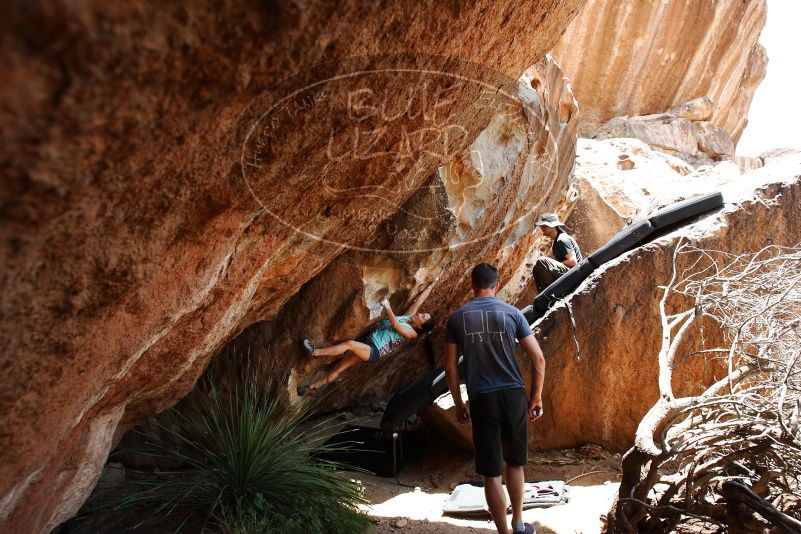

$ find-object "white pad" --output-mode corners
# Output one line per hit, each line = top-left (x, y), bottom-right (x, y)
(443, 481), (569, 516)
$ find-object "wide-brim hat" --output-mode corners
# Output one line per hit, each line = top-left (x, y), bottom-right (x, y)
(534, 212), (565, 228)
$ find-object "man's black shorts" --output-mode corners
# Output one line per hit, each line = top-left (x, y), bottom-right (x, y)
(469, 387), (528, 477)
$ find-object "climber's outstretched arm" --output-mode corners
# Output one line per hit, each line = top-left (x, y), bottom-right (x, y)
(404, 268), (444, 315)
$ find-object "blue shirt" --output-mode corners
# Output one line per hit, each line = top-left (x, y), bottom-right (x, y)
(446, 296), (532, 397)
(369, 315), (413, 357)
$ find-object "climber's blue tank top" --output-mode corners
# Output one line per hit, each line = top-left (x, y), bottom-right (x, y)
(368, 315), (414, 358)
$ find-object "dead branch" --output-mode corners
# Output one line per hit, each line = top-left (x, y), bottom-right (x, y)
(606, 243), (801, 533)
(721, 480), (801, 533)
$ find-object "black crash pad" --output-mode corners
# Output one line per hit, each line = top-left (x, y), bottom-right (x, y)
(315, 425), (424, 477)
(521, 304), (541, 325)
(648, 191), (724, 229)
(381, 358), (463, 432)
(587, 219), (654, 268)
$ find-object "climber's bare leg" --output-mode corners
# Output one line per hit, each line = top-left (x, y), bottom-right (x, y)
(312, 339), (370, 358)
(308, 341), (373, 389)
(310, 352), (365, 389)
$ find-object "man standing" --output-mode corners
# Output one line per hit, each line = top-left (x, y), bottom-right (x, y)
(444, 263), (546, 534)
(532, 213), (583, 293)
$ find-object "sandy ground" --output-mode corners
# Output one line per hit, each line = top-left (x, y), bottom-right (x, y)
(355, 444), (622, 534)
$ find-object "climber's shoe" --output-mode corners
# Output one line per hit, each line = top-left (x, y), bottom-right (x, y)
(513, 523), (535, 534)
(301, 338), (315, 355)
(297, 384), (318, 397)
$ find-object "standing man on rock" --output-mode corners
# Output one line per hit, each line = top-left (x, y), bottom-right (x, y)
(532, 213), (583, 293)
(444, 263), (546, 534)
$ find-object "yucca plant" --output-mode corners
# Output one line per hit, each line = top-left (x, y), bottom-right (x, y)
(110, 373), (369, 533)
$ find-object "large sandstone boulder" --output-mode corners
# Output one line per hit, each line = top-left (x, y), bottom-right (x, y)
(591, 100), (738, 166)
(622, 114), (699, 156)
(550, 0), (767, 143)
(0, 2), (585, 531)
(380, 150), (801, 456)
(565, 137), (742, 254)
(528, 152), (801, 451)
(218, 55), (580, 410)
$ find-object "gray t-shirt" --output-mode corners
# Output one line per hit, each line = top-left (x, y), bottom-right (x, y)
(553, 232), (583, 263)
(446, 296), (532, 397)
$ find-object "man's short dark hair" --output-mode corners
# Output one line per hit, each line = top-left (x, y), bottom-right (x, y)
(471, 263), (498, 289)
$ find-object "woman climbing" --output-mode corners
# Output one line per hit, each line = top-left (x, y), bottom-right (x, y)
(296, 272), (441, 396)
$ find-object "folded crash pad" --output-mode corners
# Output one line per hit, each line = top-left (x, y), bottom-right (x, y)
(381, 357), (463, 432)
(443, 480), (569, 516)
(648, 191), (724, 229)
(587, 219), (654, 268)
(315, 425), (410, 477)
(520, 304), (541, 325)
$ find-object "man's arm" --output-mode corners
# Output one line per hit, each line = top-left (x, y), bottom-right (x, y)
(562, 251), (577, 268)
(519, 334), (545, 420)
(445, 342), (470, 423)
(382, 300), (417, 340)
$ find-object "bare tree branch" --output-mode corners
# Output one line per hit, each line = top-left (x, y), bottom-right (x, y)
(606, 243), (801, 533)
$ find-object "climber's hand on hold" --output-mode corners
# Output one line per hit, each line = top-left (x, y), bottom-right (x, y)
(380, 298), (391, 310)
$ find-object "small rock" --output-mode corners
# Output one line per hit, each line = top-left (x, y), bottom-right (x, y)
(726, 155), (763, 174)
(625, 114), (698, 155)
(617, 157), (635, 170)
(394, 518), (408, 528)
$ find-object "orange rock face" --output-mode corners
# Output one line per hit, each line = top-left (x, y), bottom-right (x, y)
(526, 153), (801, 452)
(550, 0), (767, 143)
(0, 2), (585, 531)
(219, 54), (579, 411)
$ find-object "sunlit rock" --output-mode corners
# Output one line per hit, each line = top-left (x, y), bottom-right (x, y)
(551, 0), (767, 143)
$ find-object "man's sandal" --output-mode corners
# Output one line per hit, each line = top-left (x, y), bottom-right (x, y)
(301, 338), (315, 355)
(297, 384), (319, 397)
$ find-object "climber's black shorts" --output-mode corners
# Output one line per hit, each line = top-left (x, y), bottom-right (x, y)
(356, 336), (381, 362)
(469, 387), (528, 477)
